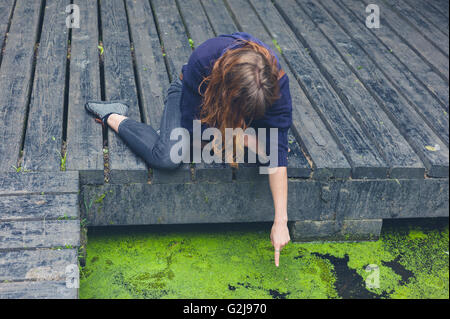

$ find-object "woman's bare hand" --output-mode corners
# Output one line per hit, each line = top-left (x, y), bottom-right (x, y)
(270, 221), (291, 267)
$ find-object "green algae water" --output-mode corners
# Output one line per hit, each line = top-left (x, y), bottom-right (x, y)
(79, 218), (449, 299)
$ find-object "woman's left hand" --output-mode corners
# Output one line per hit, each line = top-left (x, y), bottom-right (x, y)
(270, 221), (291, 267)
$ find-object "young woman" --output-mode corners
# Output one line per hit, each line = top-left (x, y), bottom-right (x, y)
(85, 32), (292, 267)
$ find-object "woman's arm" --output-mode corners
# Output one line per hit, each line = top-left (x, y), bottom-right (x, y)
(268, 167), (290, 267)
(244, 135), (291, 267)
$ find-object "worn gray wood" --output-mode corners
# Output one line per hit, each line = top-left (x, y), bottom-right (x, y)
(101, 0), (147, 184)
(269, 0), (389, 178)
(282, 0), (425, 179)
(177, 0), (215, 46)
(341, 0), (449, 110)
(82, 177), (449, 226)
(428, 0), (449, 19)
(22, 0), (70, 172)
(184, 0), (268, 182)
(0, 171), (79, 196)
(0, 220), (80, 250)
(0, 0), (42, 172)
(226, 0), (348, 179)
(152, 0), (232, 182)
(145, 0), (196, 182)
(250, 0), (351, 180)
(385, 0), (449, 57)
(0, 280), (77, 299)
(322, 0), (449, 147)
(150, 0), (192, 79)
(125, 0), (194, 183)
(0, 194), (78, 221)
(66, 0), (104, 185)
(176, 0), (235, 181)
(0, 0), (15, 60)
(407, 0), (448, 36)
(125, 0), (169, 129)
(310, 0), (449, 177)
(359, 0), (449, 81)
(286, 131), (312, 178)
(0, 170), (80, 299)
(0, 248), (77, 281)
(200, 0), (239, 35)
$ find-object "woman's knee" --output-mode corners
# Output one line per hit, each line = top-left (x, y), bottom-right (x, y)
(147, 144), (184, 170)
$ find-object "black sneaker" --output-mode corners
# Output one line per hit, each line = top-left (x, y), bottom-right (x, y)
(85, 100), (129, 119)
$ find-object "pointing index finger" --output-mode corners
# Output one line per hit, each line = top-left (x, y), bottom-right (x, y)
(274, 248), (281, 267)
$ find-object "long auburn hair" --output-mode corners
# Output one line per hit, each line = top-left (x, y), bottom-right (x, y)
(199, 40), (281, 166)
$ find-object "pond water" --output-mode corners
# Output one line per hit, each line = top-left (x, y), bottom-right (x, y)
(79, 218), (449, 299)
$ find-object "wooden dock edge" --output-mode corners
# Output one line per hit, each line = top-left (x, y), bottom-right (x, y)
(81, 176), (449, 242)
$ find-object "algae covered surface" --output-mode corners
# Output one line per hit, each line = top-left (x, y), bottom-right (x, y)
(79, 218), (449, 299)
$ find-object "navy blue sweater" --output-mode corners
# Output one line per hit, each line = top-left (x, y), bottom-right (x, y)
(180, 32), (293, 167)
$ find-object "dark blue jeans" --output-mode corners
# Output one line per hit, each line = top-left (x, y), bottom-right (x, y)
(117, 78), (186, 170)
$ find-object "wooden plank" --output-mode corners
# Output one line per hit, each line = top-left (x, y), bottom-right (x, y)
(177, 0), (235, 182)
(22, 0), (70, 172)
(428, 0), (449, 19)
(82, 178), (449, 226)
(125, 0), (169, 129)
(177, 0), (215, 46)
(314, 0), (449, 178)
(0, 0), (15, 57)
(0, 171), (79, 196)
(250, 0), (352, 180)
(0, 280), (77, 299)
(0, 0), (42, 172)
(359, 0), (449, 81)
(174, 0), (233, 182)
(407, 0), (449, 36)
(194, 0), (309, 179)
(101, 0), (147, 184)
(200, 0), (238, 35)
(0, 194), (78, 221)
(341, 0), (449, 120)
(286, 131), (312, 178)
(150, 0), (192, 79)
(138, 0), (192, 183)
(66, 0), (103, 185)
(0, 220), (80, 250)
(124, 0), (194, 184)
(227, 0), (349, 178)
(320, 0), (449, 144)
(281, 0), (425, 179)
(385, 0), (449, 56)
(189, 1), (261, 181)
(258, 0), (388, 178)
(0, 249), (77, 281)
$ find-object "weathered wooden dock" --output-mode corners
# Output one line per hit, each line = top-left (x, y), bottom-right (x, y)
(0, 0), (449, 298)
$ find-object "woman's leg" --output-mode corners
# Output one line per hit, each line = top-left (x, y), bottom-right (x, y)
(111, 78), (186, 170)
